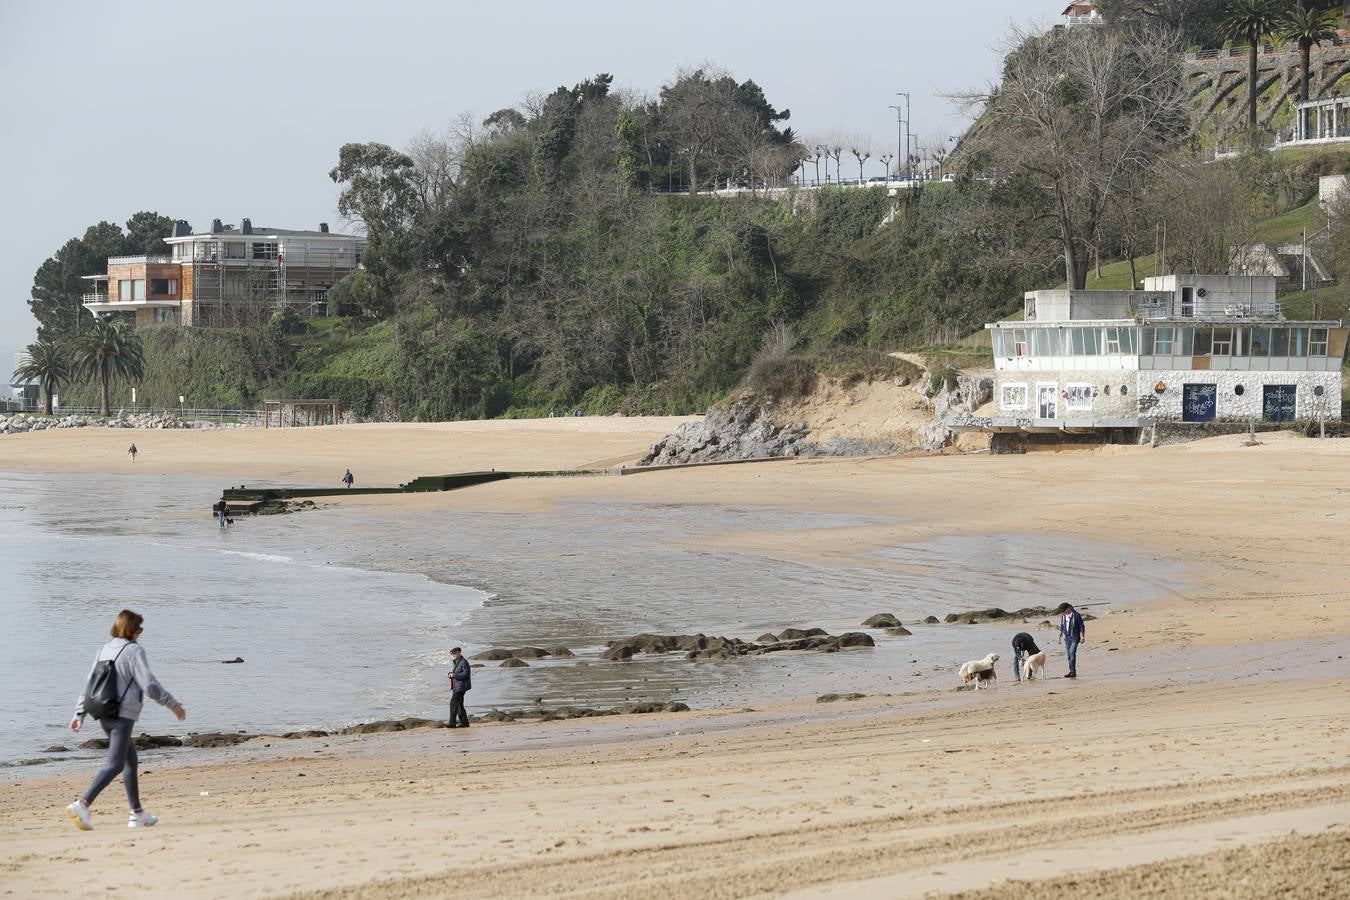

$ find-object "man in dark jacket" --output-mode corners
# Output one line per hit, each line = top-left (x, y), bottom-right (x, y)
(1011, 632), (1040, 682)
(1057, 603), (1086, 678)
(447, 647), (471, 728)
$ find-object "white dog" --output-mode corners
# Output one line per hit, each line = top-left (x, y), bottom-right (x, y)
(959, 653), (999, 690)
(1022, 650), (1047, 681)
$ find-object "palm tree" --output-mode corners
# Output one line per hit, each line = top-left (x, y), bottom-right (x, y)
(1282, 2), (1340, 102)
(1223, 0), (1288, 136)
(72, 317), (145, 417)
(12, 339), (71, 415)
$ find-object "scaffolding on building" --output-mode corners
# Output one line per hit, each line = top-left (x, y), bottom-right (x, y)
(263, 399), (341, 428)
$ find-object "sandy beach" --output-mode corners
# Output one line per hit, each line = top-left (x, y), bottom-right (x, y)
(3, 419), (1349, 898)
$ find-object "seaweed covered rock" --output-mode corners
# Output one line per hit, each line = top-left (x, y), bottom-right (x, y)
(862, 613), (901, 628)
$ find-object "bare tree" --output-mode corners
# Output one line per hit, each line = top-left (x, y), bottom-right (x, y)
(880, 152), (894, 179)
(959, 23), (1190, 288)
(849, 136), (872, 184)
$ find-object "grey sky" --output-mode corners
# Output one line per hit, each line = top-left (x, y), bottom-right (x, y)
(0, 0), (1050, 380)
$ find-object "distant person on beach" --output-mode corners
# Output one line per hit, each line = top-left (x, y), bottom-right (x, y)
(342, 469), (354, 489)
(127, 443), (137, 463)
(1057, 602), (1086, 678)
(1011, 632), (1039, 682)
(447, 647), (471, 728)
(67, 609), (186, 831)
(218, 498), (230, 528)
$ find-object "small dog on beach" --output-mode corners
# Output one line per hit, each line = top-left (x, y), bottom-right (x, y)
(1022, 650), (1047, 681)
(958, 653), (999, 690)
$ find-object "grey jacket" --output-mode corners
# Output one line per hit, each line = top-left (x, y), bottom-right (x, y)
(451, 656), (472, 692)
(74, 638), (178, 722)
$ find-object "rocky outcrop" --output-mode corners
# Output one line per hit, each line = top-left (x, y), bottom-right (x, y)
(921, 374), (994, 451)
(639, 396), (809, 465)
(601, 628), (877, 661)
(861, 613), (901, 628)
(499, 657), (530, 667)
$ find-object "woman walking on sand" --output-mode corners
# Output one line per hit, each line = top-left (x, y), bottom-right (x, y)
(66, 609), (186, 830)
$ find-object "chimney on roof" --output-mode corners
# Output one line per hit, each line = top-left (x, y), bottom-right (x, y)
(319, 222), (329, 233)
(211, 218), (224, 234)
(241, 218), (253, 235)
(172, 220), (191, 238)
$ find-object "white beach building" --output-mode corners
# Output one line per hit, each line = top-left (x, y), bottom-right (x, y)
(952, 275), (1346, 440)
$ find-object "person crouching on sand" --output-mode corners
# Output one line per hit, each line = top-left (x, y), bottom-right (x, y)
(67, 609), (186, 830)
(448, 647), (471, 728)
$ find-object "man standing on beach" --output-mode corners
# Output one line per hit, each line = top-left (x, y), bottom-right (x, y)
(1057, 603), (1086, 678)
(447, 647), (471, 728)
(128, 443), (137, 463)
(342, 469), (354, 489)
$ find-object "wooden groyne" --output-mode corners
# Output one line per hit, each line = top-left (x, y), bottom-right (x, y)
(215, 469), (605, 516)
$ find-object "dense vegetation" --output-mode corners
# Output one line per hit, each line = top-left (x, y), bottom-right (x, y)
(25, 29), (1350, 419)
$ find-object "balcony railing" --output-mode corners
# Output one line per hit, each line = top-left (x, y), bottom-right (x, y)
(82, 292), (111, 304)
(1136, 299), (1282, 320)
(107, 255), (172, 266)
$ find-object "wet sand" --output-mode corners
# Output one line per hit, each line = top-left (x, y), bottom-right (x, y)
(3, 421), (1350, 897)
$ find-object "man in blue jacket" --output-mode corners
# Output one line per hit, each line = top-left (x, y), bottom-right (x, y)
(1057, 602), (1086, 678)
(447, 647), (472, 728)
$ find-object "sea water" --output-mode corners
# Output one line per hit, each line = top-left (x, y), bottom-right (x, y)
(0, 471), (1185, 763)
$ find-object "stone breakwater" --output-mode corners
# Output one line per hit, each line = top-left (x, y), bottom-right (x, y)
(0, 412), (242, 434)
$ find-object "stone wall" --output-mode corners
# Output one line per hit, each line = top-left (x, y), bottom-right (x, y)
(1140, 369), (1340, 421)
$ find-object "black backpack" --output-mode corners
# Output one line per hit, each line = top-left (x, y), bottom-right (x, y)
(82, 642), (135, 720)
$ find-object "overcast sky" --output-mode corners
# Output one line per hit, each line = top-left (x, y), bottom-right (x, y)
(0, 0), (1050, 381)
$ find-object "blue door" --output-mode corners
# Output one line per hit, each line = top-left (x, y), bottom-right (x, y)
(1263, 385), (1297, 422)
(1182, 384), (1216, 422)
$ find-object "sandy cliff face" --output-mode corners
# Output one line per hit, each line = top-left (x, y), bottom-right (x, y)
(640, 363), (994, 465)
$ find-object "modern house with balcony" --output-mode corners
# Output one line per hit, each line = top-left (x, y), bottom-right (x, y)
(82, 218), (365, 327)
(1058, 2), (1104, 29)
(951, 275), (1346, 440)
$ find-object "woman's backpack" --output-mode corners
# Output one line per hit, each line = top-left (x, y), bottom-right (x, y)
(82, 643), (135, 720)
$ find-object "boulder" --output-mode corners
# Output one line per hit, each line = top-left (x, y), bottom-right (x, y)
(923, 616), (940, 624)
(600, 645), (634, 661)
(135, 734), (184, 749)
(862, 613), (901, 628)
(777, 627), (829, 640)
(617, 701), (690, 714)
(43, 745), (70, 753)
(510, 647), (550, 659)
(221, 656), (244, 664)
(945, 608), (1009, 624)
(816, 693), (866, 703)
(756, 632), (779, 643)
(884, 626), (913, 637)
(182, 732), (252, 748)
(282, 730), (330, 739)
(547, 646), (575, 658)
(472, 648), (516, 661)
(831, 632), (875, 649)
(500, 657), (530, 667)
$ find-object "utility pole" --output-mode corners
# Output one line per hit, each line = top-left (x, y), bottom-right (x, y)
(889, 92), (910, 182)
(898, 92), (911, 181)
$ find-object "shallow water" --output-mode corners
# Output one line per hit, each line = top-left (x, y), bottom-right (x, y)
(0, 471), (1185, 763)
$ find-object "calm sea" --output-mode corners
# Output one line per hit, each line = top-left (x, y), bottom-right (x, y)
(0, 469), (1185, 764)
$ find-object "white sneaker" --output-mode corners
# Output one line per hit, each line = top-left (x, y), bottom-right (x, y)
(67, 800), (93, 831)
(128, 809), (158, 828)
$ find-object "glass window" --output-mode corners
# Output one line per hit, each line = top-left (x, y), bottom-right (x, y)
(1001, 384), (1028, 410)
(252, 242), (278, 260)
(1291, 328), (1308, 357)
(1271, 328), (1289, 356)
(1233, 328), (1246, 356)
(1065, 384), (1093, 410)
(1140, 327), (1154, 355)
(1178, 327), (1194, 356)
(1154, 326), (1175, 355)
(1071, 328), (1100, 355)
(132, 279), (146, 301)
(1250, 327), (1270, 357)
(1211, 327), (1233, 356)
(1103, 328), (1121, 354)
(118, 279), (132, 300)
(225, 242), (246, 259)
(1310, 328), (1328, 356)
(1193, 327), (1212, 356)
(1013, 328), (1029, 357)
(1119, 327), (1135, 353)
(148, 278), (176, 296)
(1032, 328), (1062, 356)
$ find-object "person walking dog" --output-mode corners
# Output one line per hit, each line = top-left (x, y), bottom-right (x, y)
(1011, 631), (1040, 682)
(67, 610), (186, 830)
(1057, 602), (1086, 679)
(447, 647), (471, 728)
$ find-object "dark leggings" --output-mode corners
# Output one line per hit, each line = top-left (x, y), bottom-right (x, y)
(82, 717), (140, 809)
